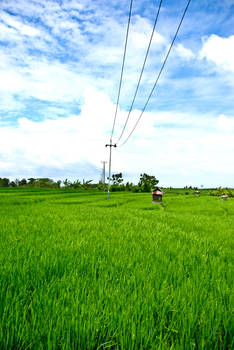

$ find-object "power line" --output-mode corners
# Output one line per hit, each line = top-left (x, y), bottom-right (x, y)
(115, 0), (163, 145)
(107, 0), (133, 199)
(118, 0), (192, 147)
(110, 0), (133, 144)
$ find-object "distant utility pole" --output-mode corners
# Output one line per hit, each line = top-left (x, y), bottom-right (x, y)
(101, 161), (107, 191)
(105, 142), (117, 199)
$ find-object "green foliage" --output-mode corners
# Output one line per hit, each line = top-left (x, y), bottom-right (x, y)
(0, 189), (233, 349)
(138, 173), (159, 192)
(210, 188), (234, 197)
(111, 172), (124, 185)
(110, 184), (125, 192)
(72, 180), (81, 189)
(109, 173), (124, 191)
(82, 179), (93, 190)
(56, 180), (61, 188)
(63, 178), (72, 188)
(97, 183), (104, 191)
(131, 185), (142, 193)
(28, 178), (36, 185)
(19, 178), (27, 186)
(34, 178), (55, 188)
(125, 181), (133, 191)
(0, 177), (10, 187)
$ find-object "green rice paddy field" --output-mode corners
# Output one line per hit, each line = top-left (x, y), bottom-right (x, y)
(0, 189), (233, 349)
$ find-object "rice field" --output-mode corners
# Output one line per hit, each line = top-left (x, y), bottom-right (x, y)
(0, 189), (233, 349)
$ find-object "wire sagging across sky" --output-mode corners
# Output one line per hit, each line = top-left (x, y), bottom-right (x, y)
(115, 0), (163, 145)
(110, 0), (133, 144)
(118, 0), (192, 147)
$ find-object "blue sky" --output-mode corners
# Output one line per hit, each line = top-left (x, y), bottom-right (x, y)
(0, 0), (234, 186)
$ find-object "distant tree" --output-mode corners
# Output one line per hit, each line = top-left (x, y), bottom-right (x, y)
(34, 178), (54, 188)
(111, 184), (125, 192)
(0, 178), (10, 187)
(131, 185), (142, 193)
(28, 178), (36, 186)
(82, 179), (93, 190)
(9, 181), (16, 187)
(72, 180), (81, 189)
(125, 182), (133, 191)
(111, 173), (123, 185)
(19, 178), (27, 186)
(63, 179), (72, 188)
(138, 173), (159, 192)
(97, 183), (104, 191)
(56, 180), (61, 188)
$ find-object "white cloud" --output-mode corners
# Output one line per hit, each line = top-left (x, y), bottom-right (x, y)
(0, 22), (18, 40)
(0, 1), (233, 186)
(0, 88), (233, 186)
(0, 88), (113, 171)
(0, 93), (24, 113)
(174, 43), (195, 60)
(0, 3), (170, 111)
(218, 114), (234, 132)
(200, 34), (234, 72)
(1, 12), (40, 37)
(129, 15), (166, 50)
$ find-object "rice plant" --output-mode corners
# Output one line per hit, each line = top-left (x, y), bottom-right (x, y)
(0, 189), (233, 349)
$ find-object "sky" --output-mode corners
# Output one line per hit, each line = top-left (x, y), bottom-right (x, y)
(0, 0), (234, 187)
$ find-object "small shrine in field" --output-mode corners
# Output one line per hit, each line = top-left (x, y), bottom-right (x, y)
(152, 187), (163, 203)
(221, 193), (228, 200)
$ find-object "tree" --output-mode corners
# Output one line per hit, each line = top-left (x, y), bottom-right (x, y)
(125, 182), (133, 191)
(63, 179), (72, 188)
(0, 178), (10, 187)
(72, 180), (81, 189)
(111, 173), (123, 185)
(28, 178), (36, 186)
(138, 173), (159, 192)
(19, 178), (27, 186)
(33, 178), (55, 188)
(56, 180), (61, 188)
(82, 179), (93, 190)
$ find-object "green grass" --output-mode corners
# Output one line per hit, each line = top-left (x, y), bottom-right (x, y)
(0, 189), (233, 349)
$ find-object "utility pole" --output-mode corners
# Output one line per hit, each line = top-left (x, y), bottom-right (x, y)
(105, 142), (117, 199)
(101, 161), (107, 191)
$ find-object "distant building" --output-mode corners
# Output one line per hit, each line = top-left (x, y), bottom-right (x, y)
(221, 194), (228, 200)
(152, 187), (163, 203)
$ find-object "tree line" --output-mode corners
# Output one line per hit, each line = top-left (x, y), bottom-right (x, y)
(0, 173), (159, 192)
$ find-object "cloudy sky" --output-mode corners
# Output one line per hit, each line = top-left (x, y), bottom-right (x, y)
(0, 0), (234, 187)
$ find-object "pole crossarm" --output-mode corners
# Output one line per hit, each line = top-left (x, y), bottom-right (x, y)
(105, 144), (117, 148)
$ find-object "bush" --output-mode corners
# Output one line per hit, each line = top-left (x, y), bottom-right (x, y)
(110, 184), (125, 192)
(210, 188), (234, 197)
(131, 186), (142, 193)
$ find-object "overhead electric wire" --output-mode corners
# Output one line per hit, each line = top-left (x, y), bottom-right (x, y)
(110, 0), (133, 144)
(115, 0), (163, 145)
(118, 0), (192, 147)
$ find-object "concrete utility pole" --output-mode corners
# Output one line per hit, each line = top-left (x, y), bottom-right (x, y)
(105, 142), (117, 199)
(101, 161), (107, 191)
